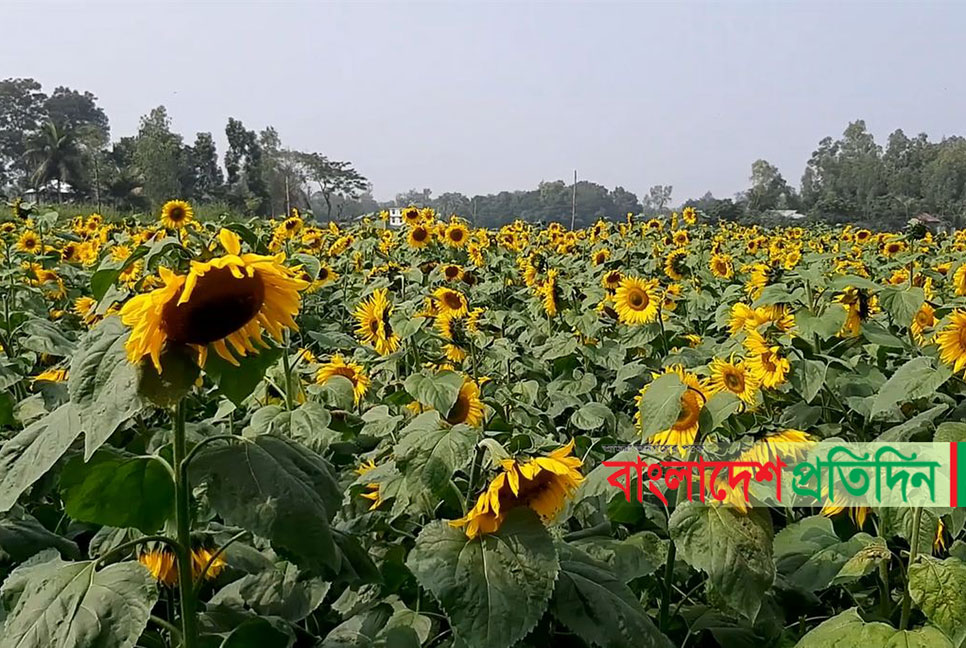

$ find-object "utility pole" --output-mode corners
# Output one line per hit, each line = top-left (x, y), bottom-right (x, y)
(570, 169), (577, 229)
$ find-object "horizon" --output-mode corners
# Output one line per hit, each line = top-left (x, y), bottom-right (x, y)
(3, 2), (966, 204)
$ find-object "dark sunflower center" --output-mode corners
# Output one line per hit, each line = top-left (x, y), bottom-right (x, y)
(413, 228), (427, 242)
(724, 371), (743, 391)
(628, 289), (647, 309)
(445, 266), (459, 279)
(442, 292), (462, 310)
(673, 390), (702, 429)
(446, 392), (471, 424)
(169, 207), (185, 222)
(450, 229), (464, 242)
(162, 266), (265, 345)
(319, 268), (329, 280)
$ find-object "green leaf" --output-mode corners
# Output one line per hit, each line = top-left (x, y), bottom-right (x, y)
(790, 359), (827, 404)
(90, 246), (149, 301)
(880, 508), (941, 555)
(0, 511), (79, 563)
(0, 404), (81, 512)
(551, 543), (673, 648)
(704, 392), (741, 429)
(221, 617), (295, 648)
(880, 285), (925, 327)
(67, 317), (145, 459)
(773, 516), (875, 592)
(404, 370), (464, 416)
(320, 375), (355, 410)
(189, 435), (343, 573)
(210, 560), (328, 622)
(828, 276), (881, 292)
(20, 318), (76, 357)
(908, 555), (966, 645)
(406, 508), (559, 648)
(204, 345), (283, 407)
(668, 501), (774, 619)
(832, 537), (890, 585)
(0, 555), (158, 648)
(870, 356), (951, 418)
(638, 372), (685, 440)
(794, 608), (953, 647)
(60, 448), (174, 534)
(795, 307), (846, 341)
(136, 344), (200, 408)
(571, 532), (666, 581)
(861, 322), (906, 348)
(935, 421), (966, 443)
(394, 417), (475, 493)
(571, 402), (616, 431)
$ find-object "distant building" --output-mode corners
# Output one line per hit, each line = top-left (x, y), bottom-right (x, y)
(386, 207), (404, 227)
(766, 209), (807, 220)
(914, 213), (949, 233)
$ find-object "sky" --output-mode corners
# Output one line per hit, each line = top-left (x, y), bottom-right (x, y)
(3, 1), (966, 204)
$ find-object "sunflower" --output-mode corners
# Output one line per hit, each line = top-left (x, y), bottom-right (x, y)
(407, 224), (431, 249)
(937, 310), (966, 375)
(710, 253), (734, 279)
(316, 263), (338, 286)
(592, 248), (611, 266)
(601, 269), (622, 292)
(354, 288), (400, 356)
(719, 429), (812, 512)
(60, 242), (80, 262)
(834, 287), (874, 337)
(444, 377), (484, 426)
(16, 231), (40, 254)
(854, 229), (872, 244)
(672, 229), (690, 247)
(74, 296), (99, 326)
(682, 206), (697, 225)
(441, 264), (463, 282)
(33, 367), (69, 383)
(316, 354), (369, 404)
(401, 206), (421, 226)
(664, 249), (689, 280)
(538, 269), (559, 317)
(433, 287), (468, 317)
(450, 440), (583, 538)
(160, 200), (194, 229)
(191, 547), (227, 582)
(121, 229), (308, 372)
(821, 502), (871, 529)
(744, 331), (790, 388)
(708, 357), (759, 406)
(881, 239), (907, 257)
(614, 276), (659, 325)
(954, 265), (966, 296)
(745, 263), (772, 299)
(139, 548), (178, 587)
(443, 222), (469, 248)
(636, 366), (707, 450)
(911, 303), (935, 344)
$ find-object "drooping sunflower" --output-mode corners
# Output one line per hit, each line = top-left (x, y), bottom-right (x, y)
(911, 303), (935, 344)
(821, 502), (871, 529)
(74, 296), (99, 327)
(834, 287), (874, 337)
(601, 269), (622, 292)
(433, 286), (469, 317)
(139, 548), (178, 586)
(937, 310), (966, 375)
(708, 357), (759, 406)
(450, 440), (583, 539)
(710, 253), (734, 279)
(316, 354), (369, 404)
(444, 376), (485, 426)
(33, 367), (69, 383)
(636, 366), (707, 449)
(664, 248), (689, 281)
(537, 269), (559, 317)
(953, 265), (966, 296)
(614, 276), (659, 325)
(443, 222), (469, 248)
(354, 288), (400, 356)
(316, 263), (338, 286)
(592, 248), (611, 266)
(16, 231), (40, 254)
(744, 331), (790, 388)
(160, 200), (194, 230)
(120, 229), (308, 372)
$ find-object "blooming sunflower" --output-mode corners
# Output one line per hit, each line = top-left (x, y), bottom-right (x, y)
(316, 263), (338, 286)
(614, 276), (659, 325)
(911, 303), (935, 345)
(444, 376), (485, 426)
(74, 296), (99, 326)
(433, 286), (469, 317)
(407, 224), (431, 249)
(16, 231), (40, 254)
(664, 249), (689, 281)
(708, 357), (759, 406)
(120, 229), (308, 372)
(937, 310), (966, 375)
(592, 248), (611, 266)
(354, 288), (400, 356)
(601, 269), (622, 292)
(160, 200), (194, 230)
(316, 354), (369, 404)
(744, 331), (790, 388)
(710, 253), (734, 279)
(450, 440), (583, 539)
(881, 239), (907, 257)
(33, 367), (69, 383)
(538, 269), (559, 317)
(636, 366), (707, 450)
(441, 264), (463, 282)
(443, 222), (469, 248)
(139, 546), (225, 586)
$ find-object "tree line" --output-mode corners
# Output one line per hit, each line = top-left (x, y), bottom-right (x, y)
(2, 78), (965, 228)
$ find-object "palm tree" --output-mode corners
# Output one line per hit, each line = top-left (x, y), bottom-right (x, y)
(23, 120), (84, 202)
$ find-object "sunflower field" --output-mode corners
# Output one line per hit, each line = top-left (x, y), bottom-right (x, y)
(2, 199), (966, 648)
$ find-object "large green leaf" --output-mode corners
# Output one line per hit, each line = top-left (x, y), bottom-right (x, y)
(571, 532), (666, 581)
(0, 554), (157, 648)
(870, 356), (951, 418)
(403, 370), (464, 416)
(0, 404), (81, 512)
(879, 285), (925, 328)
(550, 543), (673, 648)
(0, 511), (78, 563)
(794, 608), (952, 647)
(773, 516), (875, 592)
(189, 435), (343, 573)
(204, 345), (283, 407)
(210, 560), (328, 622)
(221, 617), (295, 648)
(406, 508), (559, 648)
(571, 402), (616, 432)
(394, 414), (475, 493)
(21, 318), (76, 357)
(908, 555), (966, 646)
(638, 372), (685, 440)
(67, 317), (145, 459)
(60, 448), (174, 534)
(668, 501), (774, 619)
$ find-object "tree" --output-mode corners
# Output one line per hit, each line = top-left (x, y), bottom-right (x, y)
(23, 120), (85, 201)
(643, 185), (673, 215)
(133, 106), (184, 207)
(300, 153), (368, 220)
(0, 78), (48, 189)
(44, 87), (109, 146)
(187, 132), (223, 202)
(224, 118), (269, 215)
(747, 159), (793, 212)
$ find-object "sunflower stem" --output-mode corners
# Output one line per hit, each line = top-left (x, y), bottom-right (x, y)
(172, 400), (199, 648)
(281, 334), (295, 411)
(899, 506), (922, 631)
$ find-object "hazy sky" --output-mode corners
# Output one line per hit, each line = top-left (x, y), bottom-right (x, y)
(4, 1), (966, 203)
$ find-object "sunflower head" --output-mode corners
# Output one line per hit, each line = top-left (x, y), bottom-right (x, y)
(636, 366), (707, 450)
(354, 288), (400, 356)
(614, 276), (659, 325)
(316, 354), (369, 404)
(433, 287), (469, 317)
(664, 249), (689, 280)
(445, 377), (485, 426)
(708, 357), (759, 405)
(160, 200), (194, 229)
